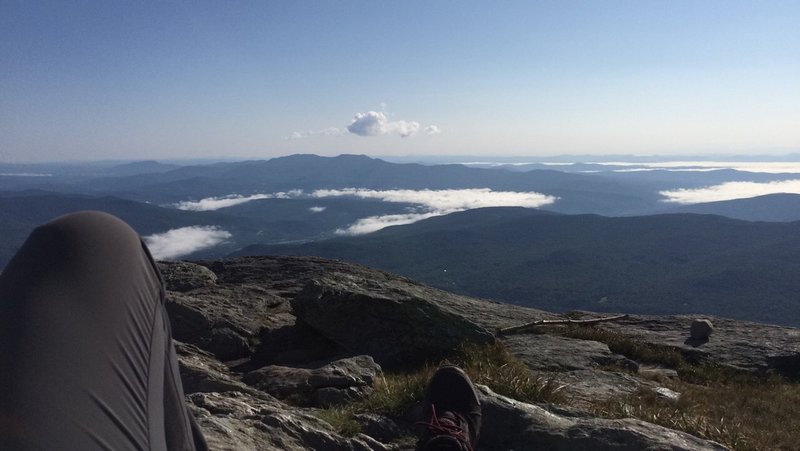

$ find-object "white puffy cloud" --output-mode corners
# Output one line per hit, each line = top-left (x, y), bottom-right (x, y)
(425, 125), (441, 135)
(175, 191), (303, 211)
(660, 179), (800, 204)
(287, 127), (344, 140)
(314, 188), (557, 235)
(144, 226), (232, 260)
(309, 206), (327, 213)
(346, 111), (420, 138)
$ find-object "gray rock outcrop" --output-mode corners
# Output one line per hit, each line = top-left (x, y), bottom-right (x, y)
(292, 276), (495, 368)
(243, 355), (381, 406)
(155, 257), (799, 450)
(188, 391), (393, 451)
(160, 261), (218, 292)
(600, 315), (800, 377)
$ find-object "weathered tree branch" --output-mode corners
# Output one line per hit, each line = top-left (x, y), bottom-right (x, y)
(498, 314), (629, 336)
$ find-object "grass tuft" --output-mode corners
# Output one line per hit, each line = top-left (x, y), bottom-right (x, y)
(544, 324), (800, 451)
(593, 378), (800, 451)
(313, 406), (362, 436)
(314, 341), (562, 437)
(544, 325), (749, 384)
(452, 341), (565, 404)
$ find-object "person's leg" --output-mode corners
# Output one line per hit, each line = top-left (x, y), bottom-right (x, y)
(0, 211), (205, 450)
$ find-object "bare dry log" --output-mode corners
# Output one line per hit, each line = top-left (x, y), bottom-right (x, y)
(498, 314), (629, 336)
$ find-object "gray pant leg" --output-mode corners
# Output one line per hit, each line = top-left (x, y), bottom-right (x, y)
(0, 211), (206, 450)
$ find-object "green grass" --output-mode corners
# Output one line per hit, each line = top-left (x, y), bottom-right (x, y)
(313, 341), (563, 437)
(542, 324), (800, 450)
(313, 406), (362, 436)
(593, 377), (800, 451)
(314, 329), (800, 450)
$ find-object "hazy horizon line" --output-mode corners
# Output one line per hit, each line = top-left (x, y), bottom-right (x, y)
(4, 150), (800, 166)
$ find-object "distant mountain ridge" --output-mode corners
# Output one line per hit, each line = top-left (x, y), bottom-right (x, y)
(5, 154), (800, 219)
(74, 154), (662, 215)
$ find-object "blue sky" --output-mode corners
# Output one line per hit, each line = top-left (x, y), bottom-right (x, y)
(1, 1), (798, 162)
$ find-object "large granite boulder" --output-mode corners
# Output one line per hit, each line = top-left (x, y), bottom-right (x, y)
(159, 261), (218, 292)
(165, 292), (253, 360)
(292, 275), (495, 368)
(159, 260), (296, 361)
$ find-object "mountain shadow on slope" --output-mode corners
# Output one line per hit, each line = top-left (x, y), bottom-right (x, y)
(664, 193), (800, 222)
(233, 207), (800, 327)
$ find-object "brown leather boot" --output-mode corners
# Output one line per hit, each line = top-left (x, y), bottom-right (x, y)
(416, 366), (481, 451)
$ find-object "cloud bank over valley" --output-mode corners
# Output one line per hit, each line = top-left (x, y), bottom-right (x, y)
(175, 191), (303, 211)
(604, 161), (800, 174)
(311, 188), (555, 212)
(311, 188), (557, 235)
(660, 179), (800, 204)
(171, 188), (556, 236)
(144, 226), (232, 260)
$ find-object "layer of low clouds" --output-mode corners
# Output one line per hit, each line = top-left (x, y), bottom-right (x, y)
(0, 172), (52, 176)
(287, 127), (344, 140)
(175, 191), (303, 211)
(337, 212), (440, 235)
(312, 188), (556, 235)
(660, 179), (800, 204)
(347, 111), (420, 138)
(460, 161), (800, 174)
(612, 168), (720, 173)
(312, 188), (556, 211)
(144, 226), (231, 260)
(603, 161), (800, 174)
(171, 187), (556, 236)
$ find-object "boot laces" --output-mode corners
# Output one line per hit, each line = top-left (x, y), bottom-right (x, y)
(416, 404), (473, 451)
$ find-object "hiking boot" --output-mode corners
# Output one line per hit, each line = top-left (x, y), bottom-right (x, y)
(416, 366), (481, 451)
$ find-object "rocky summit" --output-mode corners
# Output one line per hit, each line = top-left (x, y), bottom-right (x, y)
(159, 256), (800, 451)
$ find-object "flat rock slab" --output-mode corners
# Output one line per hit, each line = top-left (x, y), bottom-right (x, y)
(504, 334), (638, 372)
(478, 385), (728, 451)
(600, 314), (800, 376)
(553, 369), (665, 409)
